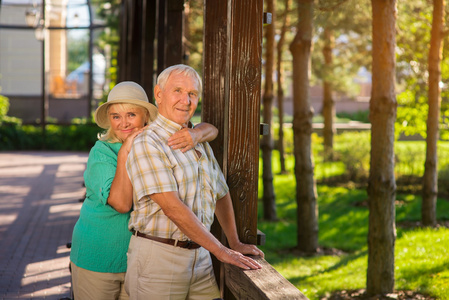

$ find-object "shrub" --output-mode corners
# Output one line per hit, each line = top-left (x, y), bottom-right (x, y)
(336, 110), (370, 123)
(334, 131), (371, 180)
(0, 120), (101, 151)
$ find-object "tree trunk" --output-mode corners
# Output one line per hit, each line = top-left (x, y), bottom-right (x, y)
(289, 0), (318, 253)
(262, 0), (278, 221)
(422, 0), (445, 227)
(277, 0), (291, 174)
(367, 0), (397, 295)
(322, 27), (336, 160)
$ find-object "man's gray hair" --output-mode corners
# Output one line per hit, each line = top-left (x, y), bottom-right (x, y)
(156, 64), (202, 95)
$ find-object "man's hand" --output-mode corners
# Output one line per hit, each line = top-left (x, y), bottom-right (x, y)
(215, 246), (263, 270)
(167, 127), (200, 152)
(230, 241), (265, 258)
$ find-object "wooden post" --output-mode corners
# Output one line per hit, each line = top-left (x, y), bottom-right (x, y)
(118, 0), (143, 83)
(141, 0), (157, 100)
(118, 0), (156, 100)
(157, 0), (184, 74)
(203, 0), (263, 298)
(203, 0), (262, 248)
(203, 1), (307, 299)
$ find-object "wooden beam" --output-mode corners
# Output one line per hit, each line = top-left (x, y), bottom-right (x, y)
(141, 0), (157, 100)
(202, 0), (229, 288)
(224, 257), (308, 300)
(156, 0), (166, 74)
(224, 0), (263, 245)
(157, 0), (184, 73)
(118, 0), (143, 82)
(165, 0), (184, 67)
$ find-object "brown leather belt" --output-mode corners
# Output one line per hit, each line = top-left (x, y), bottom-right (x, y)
(132, 230), (201, 249)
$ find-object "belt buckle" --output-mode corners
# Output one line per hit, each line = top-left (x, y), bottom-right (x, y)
(185, 240), (193, 249)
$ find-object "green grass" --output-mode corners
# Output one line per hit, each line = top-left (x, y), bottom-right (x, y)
(258, 151), (449, 300)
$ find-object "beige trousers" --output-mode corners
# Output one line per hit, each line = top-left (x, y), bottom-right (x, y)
(125, 235), (220, 300)
(70, 262), (129, 300)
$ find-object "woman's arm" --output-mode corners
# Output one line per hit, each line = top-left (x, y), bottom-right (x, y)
(168, 122), (218, 152)
(107, 128), (146, 213)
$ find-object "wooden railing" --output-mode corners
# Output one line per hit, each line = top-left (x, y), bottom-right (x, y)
(224, 256), (309, 299)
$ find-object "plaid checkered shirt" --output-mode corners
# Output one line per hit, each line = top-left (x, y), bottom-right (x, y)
(126, 114), (229, 241)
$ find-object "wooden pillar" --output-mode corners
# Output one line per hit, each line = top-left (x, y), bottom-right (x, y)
(141, 0), (157, 100)
(203, 0), (264, 297)
(157, 0), (184, 74)
(118, 0), (143, 83)
(118, 0), (156, 100)
(156, 0), (166, 74)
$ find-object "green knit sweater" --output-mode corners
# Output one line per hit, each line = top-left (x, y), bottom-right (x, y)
(70, 140), (132, 273)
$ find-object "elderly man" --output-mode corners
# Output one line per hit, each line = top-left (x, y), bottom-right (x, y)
(125, 64), (263, 299)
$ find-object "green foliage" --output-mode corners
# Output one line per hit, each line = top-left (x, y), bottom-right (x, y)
(394, 141), (426, 177)
(259, 160), (449, 299)
(396, 89), (428, 139)
(0, 121), (101, 151)
(334, 131), (371, 180)
(395, 1), (449, 140)
(67, 34), (89, 73)
(274, 128), (449, 187)
(311, 0), (372, 95)
(336, 110), (370, 124)
(0, 94), (9, 118)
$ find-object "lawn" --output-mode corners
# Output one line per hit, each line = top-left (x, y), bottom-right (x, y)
(257, 150), (449, 300)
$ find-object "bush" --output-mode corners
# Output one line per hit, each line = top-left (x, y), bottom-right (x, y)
(0, 120), (101, 151)
(336, 110), (370, 123)
(0, 94), (9, 118)
(334, 131), (371, 180)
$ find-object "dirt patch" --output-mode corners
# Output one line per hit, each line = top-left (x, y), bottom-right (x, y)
(320, 288), (435, 300)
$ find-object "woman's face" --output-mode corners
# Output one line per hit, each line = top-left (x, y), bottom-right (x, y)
(108, 104), (147, 142)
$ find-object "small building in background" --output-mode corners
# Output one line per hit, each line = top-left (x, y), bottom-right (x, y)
(0, 0), (106, 124)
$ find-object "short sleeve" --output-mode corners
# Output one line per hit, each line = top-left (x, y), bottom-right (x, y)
(84, 141), (120, 206)
(127, 134), (178, 201)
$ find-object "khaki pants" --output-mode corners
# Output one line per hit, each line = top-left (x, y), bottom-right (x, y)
(125, 235), (220, 300)
(71, 262), (129, 300)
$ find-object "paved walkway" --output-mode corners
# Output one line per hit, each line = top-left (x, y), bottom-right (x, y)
(0, 151), (88, 300)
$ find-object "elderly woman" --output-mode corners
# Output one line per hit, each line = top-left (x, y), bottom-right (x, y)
(70, 81), (218, 300)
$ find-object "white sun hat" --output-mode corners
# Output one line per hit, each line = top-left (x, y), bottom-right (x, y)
(94, 81), (158, 129)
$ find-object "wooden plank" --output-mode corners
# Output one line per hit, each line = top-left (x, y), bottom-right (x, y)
(224, 257), (309, 300)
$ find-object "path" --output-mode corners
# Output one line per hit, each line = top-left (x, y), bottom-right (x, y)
(0, 151), (88, 300)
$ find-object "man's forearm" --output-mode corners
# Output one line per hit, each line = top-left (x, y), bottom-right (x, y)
(150, 192), (225, 255)
(214, 192), (241, 248)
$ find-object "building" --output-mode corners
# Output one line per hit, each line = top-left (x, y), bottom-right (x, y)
(0, 0), (105, 124)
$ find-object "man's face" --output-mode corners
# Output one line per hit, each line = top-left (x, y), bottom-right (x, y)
(154, 72), (200, 127)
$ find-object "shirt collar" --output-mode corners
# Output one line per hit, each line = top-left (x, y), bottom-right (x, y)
(155, 114), (192, 134)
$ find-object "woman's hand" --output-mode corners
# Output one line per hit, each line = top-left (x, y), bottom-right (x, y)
(168, 127), (200, 152)
(121, 125), (148, 154)
(168, 123), (218, 152)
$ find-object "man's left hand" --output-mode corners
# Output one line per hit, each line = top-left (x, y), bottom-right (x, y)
(232, 242), (265, 258)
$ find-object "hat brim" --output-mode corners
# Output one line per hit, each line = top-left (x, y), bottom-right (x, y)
(94, 99), (158, 129)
